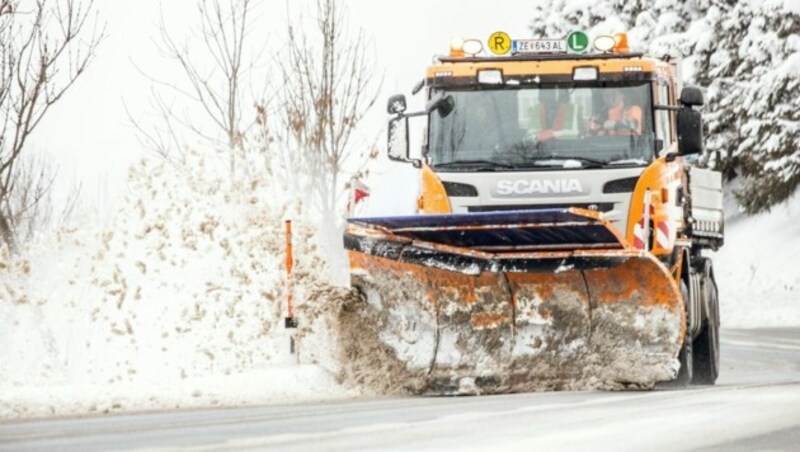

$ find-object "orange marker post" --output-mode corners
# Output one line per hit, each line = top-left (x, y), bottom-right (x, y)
(285, 220), (298, 332)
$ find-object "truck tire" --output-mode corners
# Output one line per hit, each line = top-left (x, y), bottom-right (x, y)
(671, 280), (693, 386)
(692, 273), (720, 385)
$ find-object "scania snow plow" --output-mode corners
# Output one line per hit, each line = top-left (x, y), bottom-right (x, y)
(343, 32), (724, 394)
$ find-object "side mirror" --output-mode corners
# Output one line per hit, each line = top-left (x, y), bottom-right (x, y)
(387, 94), (407, 114)
(387, 116), (409, 161)
(411, 79), (425, 95)
(426, 92), (455, 118)
(679, 86), (704, 107)
(677, 107), (703, 156)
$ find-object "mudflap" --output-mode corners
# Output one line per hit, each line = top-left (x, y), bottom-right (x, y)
(346, 250), (684, 395)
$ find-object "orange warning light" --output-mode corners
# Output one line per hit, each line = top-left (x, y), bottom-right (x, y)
(614, 32), (630, 53)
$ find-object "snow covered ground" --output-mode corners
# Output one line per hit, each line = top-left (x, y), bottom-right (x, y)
(0, 152), (797, 420)
(714, 191), (800, 328)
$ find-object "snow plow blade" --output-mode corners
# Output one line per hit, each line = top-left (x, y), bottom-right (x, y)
(343, 208), (684, 394)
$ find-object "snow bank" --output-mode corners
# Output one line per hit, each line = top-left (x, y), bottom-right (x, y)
(714, 191), (800, 328)
(0, 150), (357, 420)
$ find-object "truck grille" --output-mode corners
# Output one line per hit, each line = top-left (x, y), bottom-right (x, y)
(467, 203), (615, 213)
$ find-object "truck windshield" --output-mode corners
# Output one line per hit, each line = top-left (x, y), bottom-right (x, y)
(427, 83), (655, 170)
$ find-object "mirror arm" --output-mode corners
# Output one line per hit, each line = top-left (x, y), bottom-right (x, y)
(404, 110), (428, 118)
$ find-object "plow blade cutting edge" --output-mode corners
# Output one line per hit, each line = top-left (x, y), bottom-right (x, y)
(343, 208), (685, 394)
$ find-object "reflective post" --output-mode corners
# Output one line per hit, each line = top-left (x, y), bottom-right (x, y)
(285, 220), (298, 355)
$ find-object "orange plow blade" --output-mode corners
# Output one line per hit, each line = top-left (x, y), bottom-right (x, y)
(343, 209), (684, 394)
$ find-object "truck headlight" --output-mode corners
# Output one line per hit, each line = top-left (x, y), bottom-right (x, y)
(477, 69), (504, 85)
(573, 67), (598, 81)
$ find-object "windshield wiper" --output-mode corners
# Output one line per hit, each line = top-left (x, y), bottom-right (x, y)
(607, 158), (649, 166)
(525, 155), (607, 167)
(433, 160), (514, 170)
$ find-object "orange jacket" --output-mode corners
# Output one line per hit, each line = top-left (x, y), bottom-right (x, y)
(607, 104), (643, 134)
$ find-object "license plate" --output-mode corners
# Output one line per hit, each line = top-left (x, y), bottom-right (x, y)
(512, 39), (566, 54)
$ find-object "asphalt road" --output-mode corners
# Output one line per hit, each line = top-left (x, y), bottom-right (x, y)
(2, 328), (799, 451)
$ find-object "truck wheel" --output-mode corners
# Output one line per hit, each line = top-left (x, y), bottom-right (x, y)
(673, 280), (693, 386)
(692, 276), (720, 385)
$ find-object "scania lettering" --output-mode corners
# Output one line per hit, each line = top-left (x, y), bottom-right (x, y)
(495, 179), (585, 196)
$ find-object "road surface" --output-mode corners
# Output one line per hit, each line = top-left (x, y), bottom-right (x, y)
(2, 328), (799, 451)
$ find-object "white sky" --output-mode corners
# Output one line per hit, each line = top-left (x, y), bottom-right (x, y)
(29, 0), (535, 216)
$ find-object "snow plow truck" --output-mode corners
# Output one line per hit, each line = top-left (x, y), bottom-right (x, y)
(343, 32), (724, 394)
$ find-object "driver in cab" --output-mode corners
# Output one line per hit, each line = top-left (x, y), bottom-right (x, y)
(588, 90), (643, 135)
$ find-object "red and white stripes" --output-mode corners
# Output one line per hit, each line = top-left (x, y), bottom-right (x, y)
(632, 189), (672, 251)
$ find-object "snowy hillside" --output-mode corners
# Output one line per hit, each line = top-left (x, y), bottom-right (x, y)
(714, 192), (800, 328)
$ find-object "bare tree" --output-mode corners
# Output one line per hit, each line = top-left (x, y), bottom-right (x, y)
(277, 0), (381, 223)
(129, 0), (265, 175)
(0, 0), (103, 250)
(6, 153), (81, 243)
